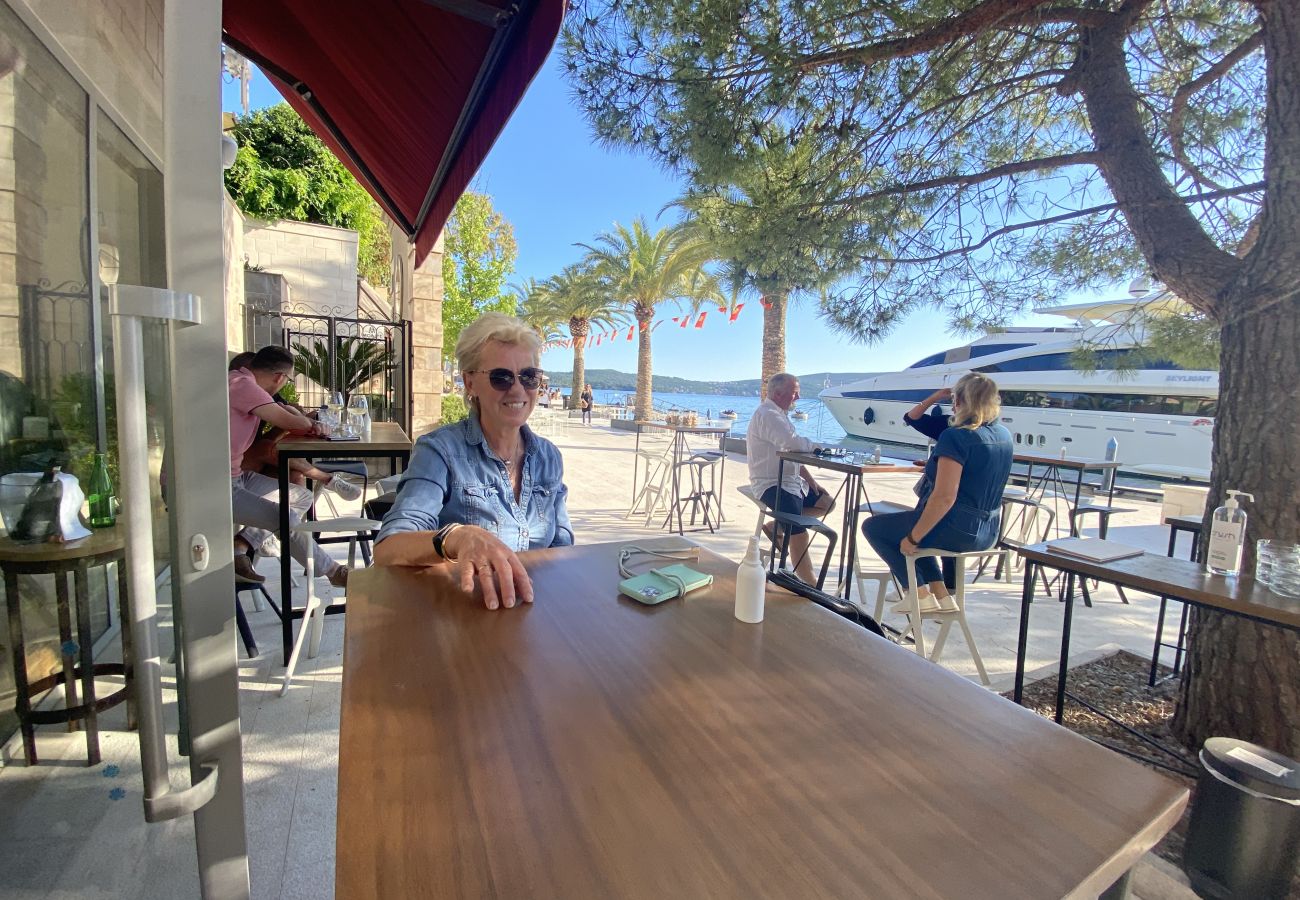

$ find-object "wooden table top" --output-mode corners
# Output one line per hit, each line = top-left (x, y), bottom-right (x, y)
(780, 450), (917, 476)
(0, 526), (125, 563)
(1013, 453), (1123, 470)
(277, 421), (412, 454)
(338, 539), (1186, 899)
(1020, 542), (1300, 630)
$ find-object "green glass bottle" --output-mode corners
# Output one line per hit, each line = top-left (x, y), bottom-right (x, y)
(87, 452), (116, 528)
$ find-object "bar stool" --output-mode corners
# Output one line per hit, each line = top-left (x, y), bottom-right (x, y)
(0, 529), (134, 765)
(1070, 503), (1137, 606)
(896, 549), (991, 685)
(1150, 514), (1202, 686)
(676, 456), (721, 532)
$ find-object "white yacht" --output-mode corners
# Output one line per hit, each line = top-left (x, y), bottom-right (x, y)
(818, 294), (1216, 480)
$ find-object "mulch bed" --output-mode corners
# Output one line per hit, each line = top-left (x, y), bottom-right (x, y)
(1004, 650), (1300, 898)
(1002, 650), (1197, 869)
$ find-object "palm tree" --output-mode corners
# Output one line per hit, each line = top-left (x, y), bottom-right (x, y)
(673, 133), (872, 398)
(292, 336), (395, 406)
(581, 218), (708, 420)
(513, 278), (564, 343)
(543, 263), (626, 406)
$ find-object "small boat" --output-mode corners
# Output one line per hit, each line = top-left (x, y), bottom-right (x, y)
(719, 409), (739, 419)
(791, 409), (809, 420)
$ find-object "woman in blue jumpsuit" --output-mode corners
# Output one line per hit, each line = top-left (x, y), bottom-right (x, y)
(862, 372), (1012, 613)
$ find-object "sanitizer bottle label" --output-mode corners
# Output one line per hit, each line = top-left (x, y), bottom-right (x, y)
(1207, 521), (1244, 573)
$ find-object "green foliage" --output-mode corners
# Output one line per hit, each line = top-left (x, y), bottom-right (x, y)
(563, 0), (1265, 337)
(276, 380), (299, 405)
(440, 392), (470, 426)
(1145, 311), (1222, 371)
(224, 103), (391, 287)
(441, 191), (519, 355)
(292, 337), (394, 402)
(50, 373), (118, 489)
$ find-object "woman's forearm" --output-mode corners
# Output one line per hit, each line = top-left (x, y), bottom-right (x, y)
(906, 390), (948, 422)
(910, 495), (954, 543)
(373, 531), (439, 567)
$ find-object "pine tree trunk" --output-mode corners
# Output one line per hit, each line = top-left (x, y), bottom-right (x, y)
(635, 313), (654, 420)
(1172, 277), (1300, 756)
(759, 291), (788, 400)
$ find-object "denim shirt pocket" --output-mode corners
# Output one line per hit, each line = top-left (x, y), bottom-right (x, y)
(460, 483), (491, 528)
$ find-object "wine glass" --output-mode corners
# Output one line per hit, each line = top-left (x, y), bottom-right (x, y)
(347, 393), (368, 421)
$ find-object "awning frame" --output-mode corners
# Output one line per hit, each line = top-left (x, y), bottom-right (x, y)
(221, 0), (536, 246)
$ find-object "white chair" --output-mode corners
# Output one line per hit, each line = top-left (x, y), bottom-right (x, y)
(280, 515), (380, 696)
(894, 549), (991, 686)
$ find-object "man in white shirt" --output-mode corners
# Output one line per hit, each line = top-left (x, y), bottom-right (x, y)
(747, 373), (834, 583)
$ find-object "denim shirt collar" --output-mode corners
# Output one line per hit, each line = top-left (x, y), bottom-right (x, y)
(464, 410), (538, 460)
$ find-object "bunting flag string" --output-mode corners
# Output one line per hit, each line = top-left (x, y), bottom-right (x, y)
(543, 300), (758, 355)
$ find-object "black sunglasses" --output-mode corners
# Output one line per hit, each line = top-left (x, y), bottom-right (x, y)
(468, 367), (545, 392)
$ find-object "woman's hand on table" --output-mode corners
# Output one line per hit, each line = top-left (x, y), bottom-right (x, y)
(443, 525), (534, 610)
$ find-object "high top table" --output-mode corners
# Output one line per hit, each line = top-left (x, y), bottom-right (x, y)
(1012, 542), (1300, 769)
(1014, 452), (1123, 535)
(776, 451), (917, 599)
(338, 539), (1186, 899)
(275, 421), (412, 662)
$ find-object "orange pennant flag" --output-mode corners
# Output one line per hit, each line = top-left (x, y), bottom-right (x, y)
(694, 312), (708, 329)
(729, 303), (744, 322)
(626, 325), (635, 341)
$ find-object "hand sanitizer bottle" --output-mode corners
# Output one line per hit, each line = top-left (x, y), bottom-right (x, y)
(1206, 490), (1253, 576)
(735, 536), (766, 623)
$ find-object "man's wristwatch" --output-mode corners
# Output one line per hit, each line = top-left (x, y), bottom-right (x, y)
(431, 523), (461, 560)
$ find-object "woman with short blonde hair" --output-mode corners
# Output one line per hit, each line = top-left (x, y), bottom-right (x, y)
(863, 370), (1013, 613)
(375, 312), (572, 611)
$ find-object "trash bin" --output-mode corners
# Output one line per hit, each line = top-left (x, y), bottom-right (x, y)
(1183, 737), (1300, 899)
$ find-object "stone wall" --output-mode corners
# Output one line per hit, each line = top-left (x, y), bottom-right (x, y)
(242, 217), (358, 317)
(222, 193), (245, 353)
(22, 0), (164, 158)
(404, 230), (445, 437)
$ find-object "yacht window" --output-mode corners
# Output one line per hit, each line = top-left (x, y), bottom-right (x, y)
(1037, 435), (1047, 447)
(907, 350), (951, 369)
(976, 349), (1185, 374)
(969, 343), (1035, 359)
(1014, 433), (1022, 444)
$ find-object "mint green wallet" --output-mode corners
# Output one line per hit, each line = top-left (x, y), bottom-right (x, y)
(619, 564), (714, 605)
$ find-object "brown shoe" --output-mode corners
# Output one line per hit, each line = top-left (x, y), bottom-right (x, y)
(234, 555), (265, 584)
(327, 565), (349, 588)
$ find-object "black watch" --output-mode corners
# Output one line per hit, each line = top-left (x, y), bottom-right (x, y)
(431, 523), (460, 559)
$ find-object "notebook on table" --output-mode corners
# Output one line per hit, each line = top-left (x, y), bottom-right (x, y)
(1045, 538), (1145, 563)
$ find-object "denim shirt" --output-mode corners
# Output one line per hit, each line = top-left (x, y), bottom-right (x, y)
(375, 413), (574, 551)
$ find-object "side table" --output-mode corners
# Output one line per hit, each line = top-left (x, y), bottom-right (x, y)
(2, 527), (134, 765)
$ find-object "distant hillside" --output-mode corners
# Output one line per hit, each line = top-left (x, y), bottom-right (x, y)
(547, 368), (877, 395)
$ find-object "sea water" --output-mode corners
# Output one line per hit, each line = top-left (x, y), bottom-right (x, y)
(589, 388), (849, 444)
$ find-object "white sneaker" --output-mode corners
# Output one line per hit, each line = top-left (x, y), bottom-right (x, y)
(327, 474), (362, 501)
(259, 535), (281, 558)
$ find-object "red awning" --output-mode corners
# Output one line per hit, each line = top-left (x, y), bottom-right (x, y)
(223, 0), (565, 264)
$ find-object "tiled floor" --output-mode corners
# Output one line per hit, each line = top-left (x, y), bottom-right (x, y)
(0, 420), (1201, 898)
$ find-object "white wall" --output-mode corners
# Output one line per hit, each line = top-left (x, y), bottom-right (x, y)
(241, 216), (358, 316)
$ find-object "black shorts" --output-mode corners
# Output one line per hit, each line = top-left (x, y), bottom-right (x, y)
(760, 485), (824, 535)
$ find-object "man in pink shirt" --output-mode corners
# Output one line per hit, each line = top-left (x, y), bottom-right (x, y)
(230, 346), (347, 588)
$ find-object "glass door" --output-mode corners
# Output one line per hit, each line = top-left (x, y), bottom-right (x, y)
(0, 4), (219, 896)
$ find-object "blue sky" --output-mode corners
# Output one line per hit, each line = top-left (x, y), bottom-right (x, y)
(222, 55), (1119, 382)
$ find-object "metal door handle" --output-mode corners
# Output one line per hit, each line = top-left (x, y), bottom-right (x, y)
(110, 285), (213, 822)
